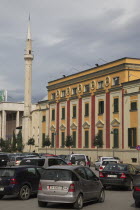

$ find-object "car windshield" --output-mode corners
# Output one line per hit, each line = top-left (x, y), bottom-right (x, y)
(20, 159), (45, 166)
(104, 164), (127, 171)
(41, 169), (77, 181)
(0, 169), (15, 177)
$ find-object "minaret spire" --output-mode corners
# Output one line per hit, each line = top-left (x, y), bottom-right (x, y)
(22, 16), (34, 151)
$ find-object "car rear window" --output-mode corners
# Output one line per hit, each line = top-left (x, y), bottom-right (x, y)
(104, 164), (127, 171)
(16, 157), (24, 161)
(0, 169), (15, 177)
(0, 155), (9, 160)
(20, 159), (45, 166)
(71, 155), (85, 161)
(102, 161), (117, 165)
(41, 169), (78, 181)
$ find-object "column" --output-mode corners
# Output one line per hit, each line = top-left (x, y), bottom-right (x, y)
(78, 98), (82, 148)
(106, 92), (110, 148)
(56, 102), (59, 148)
(91, 95), (95, 148)
(122, 89), (124, 149)
(2, 110), (6, 139)
(16, 111), (19, 134)
(67, 100), (70, 136)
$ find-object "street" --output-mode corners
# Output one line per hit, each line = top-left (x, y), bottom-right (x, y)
(0, 167), (137, 210)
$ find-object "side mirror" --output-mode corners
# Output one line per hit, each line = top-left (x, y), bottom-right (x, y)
(71, 157), (76, 164)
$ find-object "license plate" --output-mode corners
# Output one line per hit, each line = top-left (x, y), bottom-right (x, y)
(0, 187), (4, 191)
(107, 175), (117, 178)
(48, 186), (62, 190)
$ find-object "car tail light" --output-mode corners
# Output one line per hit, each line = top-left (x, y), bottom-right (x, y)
(120, 173), (126, 179)
(99, 172), (104, 177)
(68, 183), (75, 192)
(99, 166), (103, 170)
(134, 187), (140, 191)
(38, 182), (42, 190)
(10, 178), (18, 184)
(68, 162), (72, 165)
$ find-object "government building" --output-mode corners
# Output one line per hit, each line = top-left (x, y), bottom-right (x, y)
(39, 57), (140, 164)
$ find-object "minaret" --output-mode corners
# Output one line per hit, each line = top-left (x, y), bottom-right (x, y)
(22, 17), (34, 151)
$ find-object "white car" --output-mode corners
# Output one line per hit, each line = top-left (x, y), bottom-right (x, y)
(99, 159), (119, 171)
(94, 157), (114, 170)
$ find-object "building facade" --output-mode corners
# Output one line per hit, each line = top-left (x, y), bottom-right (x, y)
(39, 58), (140, 164)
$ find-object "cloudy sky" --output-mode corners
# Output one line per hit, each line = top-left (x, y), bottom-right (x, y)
(0, 0), (140, 103)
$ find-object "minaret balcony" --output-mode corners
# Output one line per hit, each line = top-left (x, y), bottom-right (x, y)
(24, 54), (34, 60)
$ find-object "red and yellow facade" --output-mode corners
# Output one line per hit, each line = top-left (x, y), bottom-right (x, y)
(40, 57), (140, 163)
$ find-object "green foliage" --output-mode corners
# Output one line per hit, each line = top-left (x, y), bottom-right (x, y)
(65, 136), (73, 148)
(93, 134), (103, 148)
(17, 130), (24, 152)
(42, 135), (51, 147)
(27, 138), (35, 146)
(12, 131), (17, 152)
(0, 138), (12, 152)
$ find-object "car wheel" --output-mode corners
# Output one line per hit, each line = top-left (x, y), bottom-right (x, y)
(73, 193), (83, 209)
(0, 195), (4, 199)
(38, 200), (47, 207)
(18, 185), (31, 200)
(128, 180), (133, 191)
(98, 189), (105, 203)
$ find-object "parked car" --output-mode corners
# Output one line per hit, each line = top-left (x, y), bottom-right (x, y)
(0, 154), (10, 167)
(7, 156), (25, 166)
(58, 154), (67, 161)
(65, 154), (90, 167)
(99, 163), (138, 190)
(133, 174), (140, 207)
(94, 156), (114, 170)
(20, 156), (67, 168)
(0, 165), (42, 200)
(37, 165), (105, 209)
(99, 159), (119, 172)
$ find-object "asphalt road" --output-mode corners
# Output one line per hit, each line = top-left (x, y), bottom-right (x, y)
(0, 167), (137, 210)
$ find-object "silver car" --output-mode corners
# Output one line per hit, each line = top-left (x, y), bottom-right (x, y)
(37, 165), (105, 209)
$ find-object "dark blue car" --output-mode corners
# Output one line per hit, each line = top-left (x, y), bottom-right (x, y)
(0, 165), (42, 200)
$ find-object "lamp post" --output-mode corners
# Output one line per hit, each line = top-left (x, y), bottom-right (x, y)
(54, 132), (57, 155)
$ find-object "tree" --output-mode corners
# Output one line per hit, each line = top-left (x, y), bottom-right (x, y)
(27, 138), (35, 152)
(16, 130), (24, 152)
(93, 133), (103, 159)
(42, 135), (51, 153)
(65, 135), (73, 154)
(0, 138), (12, 152)
(12, 131), (17, 152)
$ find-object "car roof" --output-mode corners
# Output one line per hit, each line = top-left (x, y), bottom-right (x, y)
(43, 165), (86, 171)
(102, 159), (118, 161)
(0, 165), (42, 169)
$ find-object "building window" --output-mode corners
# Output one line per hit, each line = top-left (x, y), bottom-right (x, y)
(42, 116), (46, 122)
(113, 77), (119, 86)
(130, 102), (137, 111)
(113, 129), (119, 148)
(99, 101), (104, 114)
(61, 132), (65, 147)
(73, 105), (76, 118)
(51, 93), (56, 100)
(42, 133), (45, 146)
(114, 98), (119, 113)
(85, 103), (89, 116)
(52, 109), (55, 121)
(72, 88), (77, 95)
(98, 81), (104, 89)
(51, 133), (54, 147)
(62, 107), (65, 120)
(84, 84), (90, 92)
(61, 90), (66, 97)
(72, 131), (76, 148)
(85, 130), (89, 148)
(128, 128), (137, 148)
